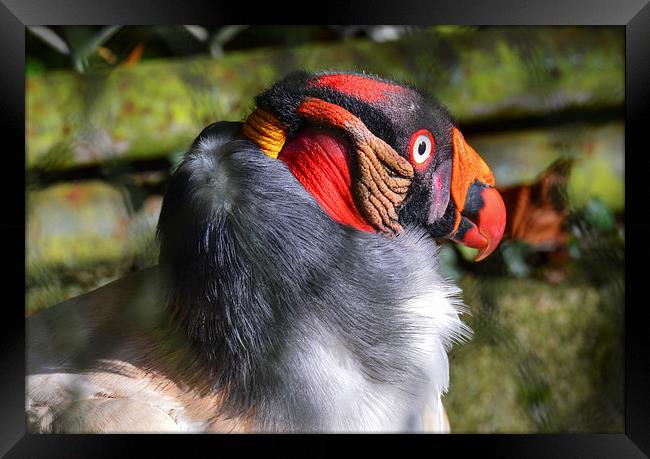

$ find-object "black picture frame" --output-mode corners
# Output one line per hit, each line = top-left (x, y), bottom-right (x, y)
(3, 1), (648, 457)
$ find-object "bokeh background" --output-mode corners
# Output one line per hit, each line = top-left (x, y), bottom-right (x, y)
(25, 25), (624, 433)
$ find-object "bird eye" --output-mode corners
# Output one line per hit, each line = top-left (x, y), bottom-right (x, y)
(408, 129), (434, 168)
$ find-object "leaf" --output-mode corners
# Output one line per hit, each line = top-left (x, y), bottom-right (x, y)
(123, 42), (146, 67)
(28, 26), (70, 55)
(498, 158), (574, 249)
(70, 26), (123, 73)
(209, 25), (250, 58)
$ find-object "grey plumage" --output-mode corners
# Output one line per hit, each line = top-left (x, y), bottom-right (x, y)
(27, 121), (468, 433)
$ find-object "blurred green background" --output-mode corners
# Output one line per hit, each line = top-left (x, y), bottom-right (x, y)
(25, 25), (624, 433)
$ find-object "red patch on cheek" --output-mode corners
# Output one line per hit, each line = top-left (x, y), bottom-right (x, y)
(310, 74), (404, 103)
(278, 128), (374, 232)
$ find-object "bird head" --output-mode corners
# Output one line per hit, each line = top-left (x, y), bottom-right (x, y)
(241, 71), (506, 261)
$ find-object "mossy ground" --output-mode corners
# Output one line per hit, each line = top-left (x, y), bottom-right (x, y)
(445, 252), (623, 432)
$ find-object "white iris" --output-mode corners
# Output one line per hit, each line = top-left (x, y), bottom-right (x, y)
(412, 134), (432, 164)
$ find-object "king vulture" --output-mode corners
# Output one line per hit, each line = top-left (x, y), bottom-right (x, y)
(26, 71), (506, 433)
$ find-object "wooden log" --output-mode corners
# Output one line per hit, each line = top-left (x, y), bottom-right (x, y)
(469, 122), (624, 211)
(27, 181), (161, 269)
(27, 27), (623, 170)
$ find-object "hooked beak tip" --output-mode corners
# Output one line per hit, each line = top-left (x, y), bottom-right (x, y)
(476, 185), (507, 261)
(451, 184), (506, 262)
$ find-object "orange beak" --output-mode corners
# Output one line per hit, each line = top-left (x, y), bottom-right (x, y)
(448, 128), (506, 261)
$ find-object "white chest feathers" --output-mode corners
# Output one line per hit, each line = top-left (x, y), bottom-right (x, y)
(289, 285), (469, 432)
